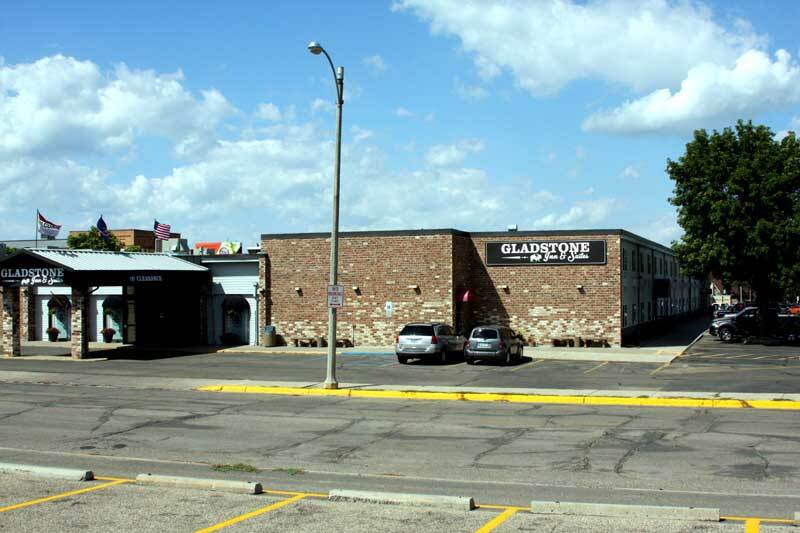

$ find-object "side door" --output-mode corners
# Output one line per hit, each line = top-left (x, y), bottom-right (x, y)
(440, 325), (455, 351)
(737, 309), (758, 336)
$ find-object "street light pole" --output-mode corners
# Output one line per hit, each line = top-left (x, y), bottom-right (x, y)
(308, 41), (343, 390)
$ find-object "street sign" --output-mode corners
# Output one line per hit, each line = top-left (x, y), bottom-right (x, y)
(327, 284), (345, 308)
(384, 301), (394, 318)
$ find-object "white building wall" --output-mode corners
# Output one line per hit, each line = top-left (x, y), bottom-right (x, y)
(33, 286), (121, 341)
(204, 260), (259, 346)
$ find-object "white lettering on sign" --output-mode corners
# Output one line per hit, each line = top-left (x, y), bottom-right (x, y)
(129, 275), (163, 282)
(327, 284), (345, 308)
(487, 240), (605, 266)
(1, 267), (64, 285)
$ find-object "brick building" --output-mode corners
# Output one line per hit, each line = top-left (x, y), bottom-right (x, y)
(67, 229), (179, 252)
(261, 228), (705, 347)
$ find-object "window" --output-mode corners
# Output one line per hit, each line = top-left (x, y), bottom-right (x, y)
(647, 302), (652, 321)
(640, 303), (645, 322)
(471, 328), (499, 339)
(622, 250), (627, 271)
(632, 304), (637, 324)
(647, 255), (651, 273)
(400, 325), (434, 336)
(623, 305), (628, 327)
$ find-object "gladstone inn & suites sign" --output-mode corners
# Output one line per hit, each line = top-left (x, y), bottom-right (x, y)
(0, 267), (65, 286)
(486, 240), (607, 266)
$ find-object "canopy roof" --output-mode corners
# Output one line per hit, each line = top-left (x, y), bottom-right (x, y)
(26, 249), (207, 272)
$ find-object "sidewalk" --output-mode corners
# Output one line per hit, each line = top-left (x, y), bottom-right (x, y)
(219, 343), (683, 363)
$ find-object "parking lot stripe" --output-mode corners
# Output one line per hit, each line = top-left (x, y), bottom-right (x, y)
(721, 515), (795, 524)
(649, 362), (671, 376)
(583, 361), (609, 374)
(195, 493), (306, 532)
(510, 359), (546, 372)
(264, 488), (327, 498)
(0, 479), (129, 513)
(744, 518), (760, 532)
(475, 508), (518, 533)
(197, 384), (800, 410)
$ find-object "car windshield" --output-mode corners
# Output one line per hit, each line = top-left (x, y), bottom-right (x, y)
(471, 328), (498, 339)
(400, 325), (434, 336)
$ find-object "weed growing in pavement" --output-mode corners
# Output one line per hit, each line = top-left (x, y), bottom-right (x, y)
(276, 468), (305, 476)
(211, 463), (259, 473)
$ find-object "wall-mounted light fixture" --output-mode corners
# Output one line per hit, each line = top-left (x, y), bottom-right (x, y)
(406, 284), (419, 290)
(352, 285), (361, 295)
(294, 287), (302, 295)
(499, 284), (509, 292)
(576, 284), (583, 290)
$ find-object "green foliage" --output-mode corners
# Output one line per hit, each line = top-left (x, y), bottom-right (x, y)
(67, 227), (122, 252)
(123, 245), (142, 252)
(668, 120), (800, 301)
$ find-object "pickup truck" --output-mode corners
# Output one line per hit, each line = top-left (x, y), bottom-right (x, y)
(710, 307), (800, 343)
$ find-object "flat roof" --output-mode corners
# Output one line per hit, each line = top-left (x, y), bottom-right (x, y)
(261, 228), (674, 254)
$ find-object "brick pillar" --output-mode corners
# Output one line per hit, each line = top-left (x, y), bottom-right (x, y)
(21, 288), (36, 341)
(258, 255), (271, 345)
(71, 287), (89, 359)
(2, 286), (22, 357)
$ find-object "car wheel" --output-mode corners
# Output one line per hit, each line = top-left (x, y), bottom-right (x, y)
(440, 347), (448, 364)
(718, 327), (733, 343)
(398, 356), (409, 364)
(465, 357), (476, 365)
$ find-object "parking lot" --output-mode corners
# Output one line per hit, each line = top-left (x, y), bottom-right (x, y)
(0, 472), (794, 532)
(682, 332), (800, 364)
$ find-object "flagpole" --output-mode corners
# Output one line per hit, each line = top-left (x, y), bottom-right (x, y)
(35, 209), (38, 249)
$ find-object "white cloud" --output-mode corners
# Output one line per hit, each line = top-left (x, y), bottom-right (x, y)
(254, 102), (281, 121)
(575, 145), (586, 160)
(311, 98), (334, 114)
(425, 139), (484, 167)
(622, 165), (640, 179)
(394, 107), (414, 117)
(583, 49), (800, 134)
(363, 54), (387, 72)
(455, 80), (488, 101)
(581, 187), (594, 195)
(395, 0), (764, 95)
(351, 125), (373, 143)
(533, 198), (618, 229)
(0, 54), (235, 159)
(636, 211), (682, 245)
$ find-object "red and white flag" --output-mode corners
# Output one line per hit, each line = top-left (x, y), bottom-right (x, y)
(154, 220), (171, 240)
(37, 210), (61, 238)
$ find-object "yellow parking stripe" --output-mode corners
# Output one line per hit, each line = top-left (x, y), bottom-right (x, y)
(649, 362), (671, 376)
(475, 508), (518, 533)
(744, 518), (760, 532)
(583, 361), (609, 374)
(0, 479), (129, 513)
(510, 359), (546, 372)
(195, 493), (306, 533)
(198, 385), (800, 410)
(722, 515), (795, 524)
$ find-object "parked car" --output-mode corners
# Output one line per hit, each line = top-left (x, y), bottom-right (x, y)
(395, 322), (465, 364)
(464, 325), (524, 365)
(710, 307), (760, 342)
(714, 302), (746, 318)
(710, 306), (799, 343)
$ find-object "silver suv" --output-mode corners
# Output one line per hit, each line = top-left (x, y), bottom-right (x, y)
(395, 322), (466, 364)
(464, 325), (524, 365)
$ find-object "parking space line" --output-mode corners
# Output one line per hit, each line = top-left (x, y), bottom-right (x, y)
(0, 479), (129, 513)
(744, 518), (760, 532)
(649, 361), (671, 376)
(510, 359), (546, 372)
(94, 475), (134, 482)
(195, 493), (307, 533)
(263, 488), (327, 498)
(583, 361), (609, 374)
(475, 507), (518, 533)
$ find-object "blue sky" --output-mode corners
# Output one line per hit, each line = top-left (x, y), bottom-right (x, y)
(1, 0), (799, 247)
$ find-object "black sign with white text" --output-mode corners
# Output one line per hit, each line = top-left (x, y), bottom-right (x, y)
(485, 240), (607, 266)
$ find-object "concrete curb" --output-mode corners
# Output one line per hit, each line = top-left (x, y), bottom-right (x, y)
(530, 501), (719, 521)
(135, 474), (262, 494)
(0, 462), (94, 481)
(329, 489), (475, 510)
(794, 511), (799, 525)
(197, 385), (800, 410)
(678, 330), (707, 356)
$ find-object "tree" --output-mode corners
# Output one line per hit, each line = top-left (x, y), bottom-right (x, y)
(668, 121), (800, 307)
(123, 245), (142, 252)
(67, 227), (122, 252)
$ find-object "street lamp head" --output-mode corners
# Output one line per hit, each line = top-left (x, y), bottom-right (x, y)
(307, 41), (324, 55)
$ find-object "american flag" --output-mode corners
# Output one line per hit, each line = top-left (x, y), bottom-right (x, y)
(153, 220), (171, 241)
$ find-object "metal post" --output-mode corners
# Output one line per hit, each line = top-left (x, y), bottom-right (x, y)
(324, 65), (344, 390)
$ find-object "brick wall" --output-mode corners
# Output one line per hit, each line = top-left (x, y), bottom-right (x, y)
(261, 230), (625, 347)
(468, 234), (622, 346)
(262, 234), (454, 345)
